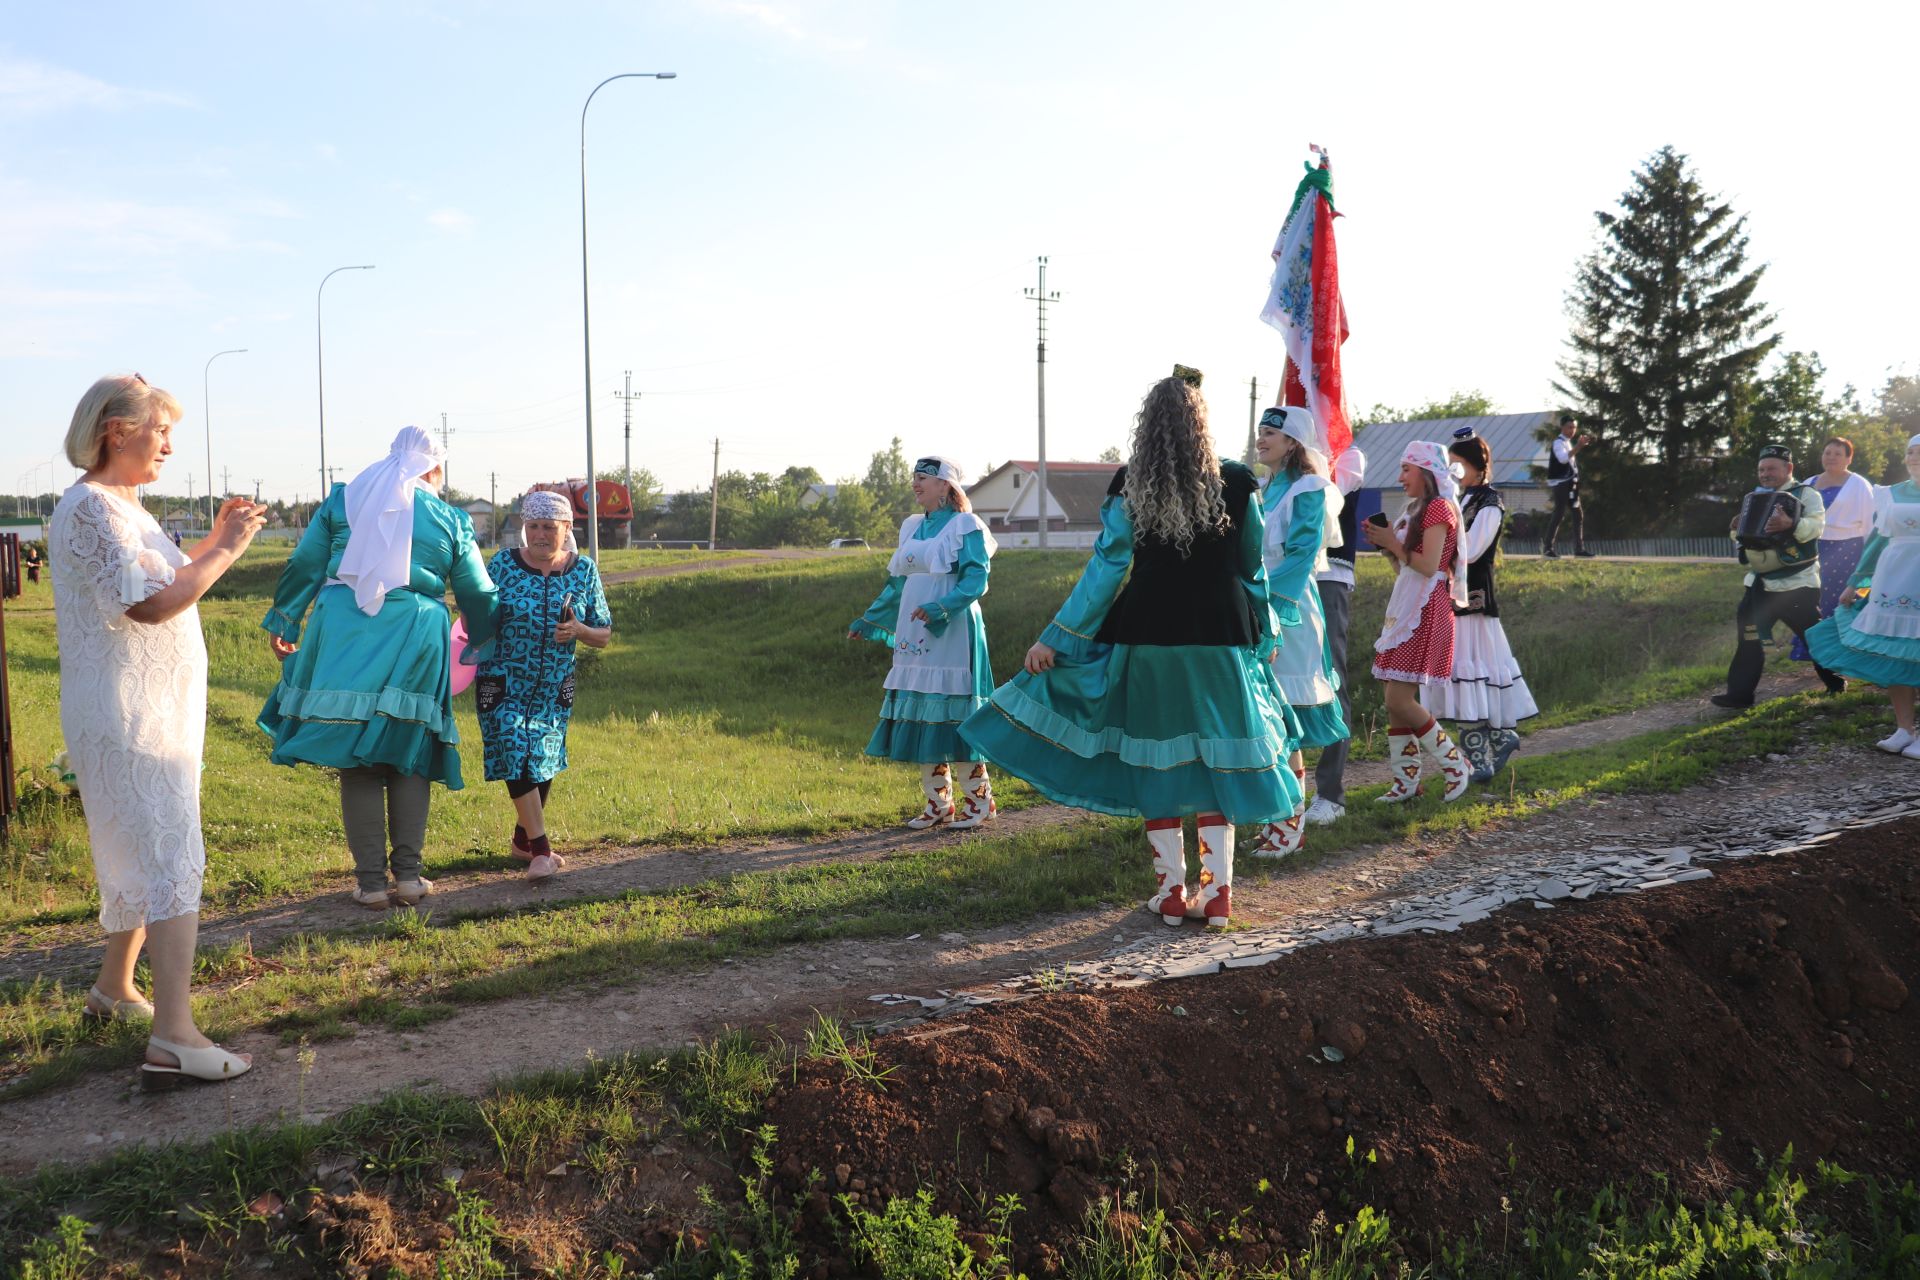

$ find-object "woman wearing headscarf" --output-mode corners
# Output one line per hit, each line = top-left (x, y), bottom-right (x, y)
(1421, 428), (1538, 782)
(1807, 434), (1920, 760)
(1247, 404), (1348, 859)
(259, 426), (500, 907)
(1790, 435), (1876, 662)
(1361, 440), (1471, 803)
(961, 371), (1301, 928)
(476, 490), (612, 880)
(848, 456), (1000, 829)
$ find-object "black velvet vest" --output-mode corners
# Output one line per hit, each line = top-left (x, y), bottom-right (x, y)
(1458, 484), (1504, 618)
(1326, 485), (1358, 569)
(1096, 461), (1261, 647)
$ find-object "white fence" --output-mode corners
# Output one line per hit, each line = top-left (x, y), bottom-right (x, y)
(1505, 537), (1735, 559)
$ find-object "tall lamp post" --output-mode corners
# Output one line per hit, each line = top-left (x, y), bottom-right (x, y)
(204, 348), (247, 529)
(580, 70), (676, 560)
(317, 265), (375, 499)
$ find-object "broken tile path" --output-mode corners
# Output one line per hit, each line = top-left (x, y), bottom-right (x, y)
(866, 774), (1920, 1024)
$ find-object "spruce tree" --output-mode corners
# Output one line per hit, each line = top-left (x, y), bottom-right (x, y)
(1555, 146), (1778, 531)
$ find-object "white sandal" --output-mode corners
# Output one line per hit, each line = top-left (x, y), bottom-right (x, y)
(351, 886), (393, 910)
(141, 1036), (252, 1088)
(83, 986), (155, 1022)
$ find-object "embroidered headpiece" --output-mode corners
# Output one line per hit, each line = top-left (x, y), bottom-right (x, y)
(913, 456), (964, 483)
(1758, 443), (1792, 463)
(521, 490), (574, 522)
(1401, 439), (1464, 502)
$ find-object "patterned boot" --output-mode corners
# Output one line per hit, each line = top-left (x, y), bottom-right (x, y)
(1185, 813), (1234, 928)
(1488, 728), (1522, 777)
(1414, 716), (1472, 802)
(1459, 724), (1494, 785)
(1250, 766), (1308, 859)
(1144, 818), (1188, 927)
(948, 762), (997, 830)
(1377, 727), (1424, 803)
(906, 763), (955, 829)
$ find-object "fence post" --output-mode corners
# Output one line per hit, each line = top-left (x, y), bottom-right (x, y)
(0, 533), (18, 841)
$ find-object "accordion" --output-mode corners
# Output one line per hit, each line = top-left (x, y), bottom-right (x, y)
(1735, 488), (1799, 550)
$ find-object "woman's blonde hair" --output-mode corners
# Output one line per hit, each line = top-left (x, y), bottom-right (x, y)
(65, 374), (183, 470)
(1123, 376), (1228, 555)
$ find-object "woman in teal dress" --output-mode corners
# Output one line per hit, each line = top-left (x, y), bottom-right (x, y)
(961, 371), (1303, 929)
(259, 427), (500, 907)
(1807, 434), (1920, 760)
(1247, 405), (1348, 859)
(848, 456), (999, 829)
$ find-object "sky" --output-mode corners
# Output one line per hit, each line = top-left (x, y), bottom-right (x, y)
(3, 0), (1915, 507)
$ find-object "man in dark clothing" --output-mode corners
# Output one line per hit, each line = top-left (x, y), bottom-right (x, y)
(1542, 412), (1593, 558)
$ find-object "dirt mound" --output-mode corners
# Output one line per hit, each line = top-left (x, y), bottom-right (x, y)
(766, 819), (1920, 1270)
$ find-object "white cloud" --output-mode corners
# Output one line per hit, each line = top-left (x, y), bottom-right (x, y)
(0, 51), (195, 118)
(428, 208), (475, 233)
(316, 142), (340, 163)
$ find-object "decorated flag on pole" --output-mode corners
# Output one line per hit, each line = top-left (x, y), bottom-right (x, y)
(1259, 146), (1352, 459)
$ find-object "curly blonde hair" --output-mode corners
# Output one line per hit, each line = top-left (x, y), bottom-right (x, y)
(1123, 376), (1228, 555)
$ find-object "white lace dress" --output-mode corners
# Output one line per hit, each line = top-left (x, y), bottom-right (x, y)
(49, 483), (207, 932)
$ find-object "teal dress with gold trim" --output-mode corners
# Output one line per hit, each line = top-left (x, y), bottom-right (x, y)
(959, 463), (1303, 823)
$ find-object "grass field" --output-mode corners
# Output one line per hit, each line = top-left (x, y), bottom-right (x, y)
(1, 549), (1765, 928)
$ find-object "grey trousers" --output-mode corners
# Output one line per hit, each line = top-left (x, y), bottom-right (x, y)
(1313, 578), (1354, 807)
(339, 765), (431, 893)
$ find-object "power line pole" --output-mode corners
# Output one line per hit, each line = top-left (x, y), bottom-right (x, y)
(1245, 376), (1260, 469)
(489, 471), (499, 547)
(1025, 256), (1061, 549)
(616, 370), (639, 508)
(253, 479), (263, 502)
(708, 438), (721, 552)
(435, 413), (455, 497)
(220, 466), (232, 498)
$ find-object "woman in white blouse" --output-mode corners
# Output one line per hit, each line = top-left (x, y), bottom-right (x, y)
(49, 374), (266, 1086)
(1790, 435), (1876, 663)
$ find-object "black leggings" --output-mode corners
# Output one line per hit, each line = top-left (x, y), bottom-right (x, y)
(505, 777), (553, 803)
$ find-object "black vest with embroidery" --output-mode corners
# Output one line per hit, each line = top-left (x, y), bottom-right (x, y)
(1457, 484), (1504, 618)
(1325, 485), (1359, 569)
(1546, 437), (1577, 484)
(1096, 461), (1261, 647)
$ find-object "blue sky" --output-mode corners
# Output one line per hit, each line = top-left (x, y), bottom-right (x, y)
(3, 0), (1914, 505)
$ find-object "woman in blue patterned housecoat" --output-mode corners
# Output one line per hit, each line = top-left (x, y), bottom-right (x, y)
(474, 491), (611, 881)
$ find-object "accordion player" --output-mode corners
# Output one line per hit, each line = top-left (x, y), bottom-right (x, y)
(1734, 487), (1815, 576)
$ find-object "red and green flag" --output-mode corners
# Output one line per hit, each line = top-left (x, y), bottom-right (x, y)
(1259, 146), (1353, 459)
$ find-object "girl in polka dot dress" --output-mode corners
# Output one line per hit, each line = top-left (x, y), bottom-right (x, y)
(1361, 441), (1472, 803)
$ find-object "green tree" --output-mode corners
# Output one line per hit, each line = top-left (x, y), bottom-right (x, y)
(1098, 445), (1125, 464)
(862, 438), (916, 529)
(1352, 390), (1497, 428)
(1734, 351), (1853, 483)
(1555, 145), (1778, 530)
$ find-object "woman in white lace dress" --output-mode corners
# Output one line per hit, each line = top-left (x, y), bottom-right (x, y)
(49, 373), (266, 1086)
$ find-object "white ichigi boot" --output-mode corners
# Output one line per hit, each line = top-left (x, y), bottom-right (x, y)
(906, 763), (955, 829)
(1184, 813), (1234, 928)
(948, 762), (997, 829)
(1250, 766), (1307, 859)
(1414, 716), (1472, 802)
(1144, 819), (1188, 926)
(1377, 726), (1424, 803)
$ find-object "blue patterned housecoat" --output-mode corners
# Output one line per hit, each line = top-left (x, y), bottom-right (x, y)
(474, 550), (612, 785)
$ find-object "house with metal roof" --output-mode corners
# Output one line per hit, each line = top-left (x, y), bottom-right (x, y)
(1351, 412), (1555, 515)
(969, 460), (1121, 548)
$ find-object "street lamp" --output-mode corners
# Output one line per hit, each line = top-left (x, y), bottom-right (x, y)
(317, 265), (375, 500)
(204, 348), (247, 529)
(580, 70), (676, 559)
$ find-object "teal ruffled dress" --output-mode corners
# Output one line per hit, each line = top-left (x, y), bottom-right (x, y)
(1261, 473), (1349, 749)
(258, 485), (500, 788)
(1807, 479), (1920, 688)
(851, 507), (996, 762)
(959, 463), (1304, 824)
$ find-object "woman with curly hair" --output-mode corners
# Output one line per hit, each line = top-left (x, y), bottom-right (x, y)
(961, 369), (1302, 928)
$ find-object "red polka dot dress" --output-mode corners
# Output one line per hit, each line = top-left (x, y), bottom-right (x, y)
(1372, 500), (1458, 684)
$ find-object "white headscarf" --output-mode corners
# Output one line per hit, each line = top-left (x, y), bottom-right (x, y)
(1261, 405), (1331, 475)
(337, 426), (445, 615)
(519, 489), (579, 555)
(913, 455), (965, 484)
(1399, 440), (1469, 608)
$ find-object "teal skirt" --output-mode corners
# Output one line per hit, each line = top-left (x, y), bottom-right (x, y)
(865, 690), (988, 764)
(258, 584), (466, 788)
(960, 642), (1304, 824)
(1807, 604), (1920, 689)
(1292, 699), (1349, 751)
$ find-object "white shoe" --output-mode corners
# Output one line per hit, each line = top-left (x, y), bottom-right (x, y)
(1877, 727), (1917, 754)
(1903, 738), (1920, 761)
(1302, 797), (1345, 826)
